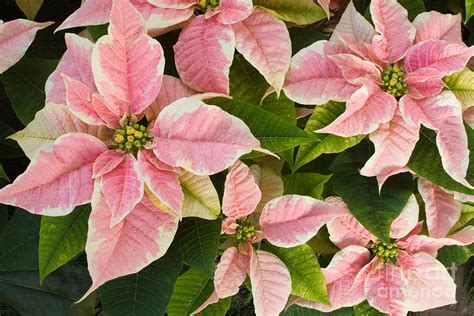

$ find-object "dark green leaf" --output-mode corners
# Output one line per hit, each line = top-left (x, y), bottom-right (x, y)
(467, 0), (474, 23)
(0, 165), (9, 182)
(354, 300), (385, 315)
(283, 173), (331, 199)
(209, 97), (317, 154)
(398, 0), (426, 20)
(87, 24), (108, 41)
(437, 244), (474, 267)
(307, 226), (340, 255)
(39, 204), (91, 282)
(199, 297), (231, 316)
(263, 243), (329, 304)
(99, 240), (183, 316)
(0, 57), (58, 124)
(283, 305), (353, 315)
(178, 218), (221, 277)
(167, 269), (214, 316)
(289, 28), (325, 54)
(0, 209), (40, 271)
(331, 146), (413, 242)
(0, 120), (24, 160)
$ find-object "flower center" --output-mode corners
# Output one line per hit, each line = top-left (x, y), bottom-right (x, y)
(381, 64), (408, 97)
(198, 0), (220, 9)
(371, 241), (399, 263)
(232, 220), (256, 242)
(113, 121), (151, 154)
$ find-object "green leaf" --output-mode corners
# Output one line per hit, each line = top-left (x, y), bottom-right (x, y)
(0, 209), (40, 271)
(436, 244), (474, 267)
(289, 28), (325, 54)
(331, 146), (413, 242)
(178, 218), (221, 277)
(167, 269), (214, 316)
(0, 263), (91, 316)
(199, 297), (231, 316)
(354, 300), (385, 315)
(253, 0), (327, 25)
(398, 0), (425, 21)
(209, 97), (317, 154)
(307, 226), (340, 255)
(408, 127), (474, 195)
(466, 0), (474, 23)
(443, 68), (474, 108)
(0, 57), (58, 124)
(283, 305), (353, 315)
(451, 203), (474, 233)
(180, 172), (221, 220)
(87, 24), (108, 42)
(294, 102), (365, 171)
(99, 240), (183, 316)
(0, 120), (24, 159)
(263, 243), (329, 304)
(15, 0), (44, 19)
(0, 165), (9, 182)
(38, 204), (91, 282)
(283, 173), (332, 199)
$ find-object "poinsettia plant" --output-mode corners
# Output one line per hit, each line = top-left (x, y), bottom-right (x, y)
(0, 0), (473, 315)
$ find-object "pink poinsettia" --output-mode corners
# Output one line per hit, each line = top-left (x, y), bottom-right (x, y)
(0, 19), (53, 73)
(290, 194), (473, 315)
(283, 0), (474, 188)
(0, 0), (269, 297)
(194, 161), (348, 315)
(168, 0), (291, 95)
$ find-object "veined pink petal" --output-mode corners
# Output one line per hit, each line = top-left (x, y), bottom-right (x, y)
(294, 246), (371, 312)
(100, 154), (144, 227)
(418, 178), (462, 238)
(0, 133), (107, 215)
(317, 0), (331, 18)
(283, 40), (358, 105)
(146, 75), (196, 121)
(448, 226), (474, 244)
(174, 16), (235, 94)
(62, 75), (104, 125)
(92, 0), (165, 116)
(413, 12), (463, 44)
(136, 1), (194, 34)
(10, 103), (111, 159)
(214, 247), (247, 298)
(82, 185), (178, 299)
(401, 235), (464, 255)
(360, 109), (419, 178)
(56, 0), (112, 32)
(233, 8), (291, 94)
(137, 150), (183, 212)
(222, 161), (261, 218)
(404, 40), (474, 76)
(191, 291), (219, 315)
(327, 215), (376, 249)
(330, 2), (375, 43)
(153, 98), (265, 175)
(222, 217), (238, 235)
(45, 33), (95, 104)
(390, 195), (419, 240)
(400, 92), (471, 188)
(365, 262), (409, 315)
(317, 82), (397, 137)
(405, 68), (445, 99)
(328, 54), (381, 85)
(148, 0), (195, 9)
(91, 93), (121, 128)
(249, 250), (292, 316)
(401, 253), (457, 311)
(93, 150), (126, 179)
(0, 19), (53, 74)
(370, 0), (415, 62)
(260, 195), (349, 247)
(214, 0), (253, 24)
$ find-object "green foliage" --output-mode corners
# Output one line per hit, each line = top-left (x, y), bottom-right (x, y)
(210, 97), (317, 154)
(199, 297), (232, 316)
(294, 102), (365, 171)
(39, 204), (91, 282)
(331, 145), (413, 242)
(283, 305), (353, 315)
(0, 209), (40, 271)
(443, 68), (474, 108)
(99, 240), (183, 316)
(253, 0), (327, 25)
(354, 301), (386, 315)
(167, 269), (214, 316)
(177, 218), (221, 277)
(398, 0), (426, 20)
(466, 0), (474, 23)
(263, 243), (329, 304)
(180, 172), (221, 220)
(283, 173), (331, 199)
(437, 244), (474, 267)
(0, 165), (9, 182)
(0, 120), (24, 159)
(0, 57), (57, 124)
(408, 127), (474, 195)
(289, 28), (325, 54)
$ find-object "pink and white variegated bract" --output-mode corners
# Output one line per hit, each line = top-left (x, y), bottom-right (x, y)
(283, 0), (474, 188)
(172, 1), (291, 95)
(194, 161), (348, 315)
(0, 0), (270, 297)
(291, 194), (473, 315)
(0, 19), (53, 73)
